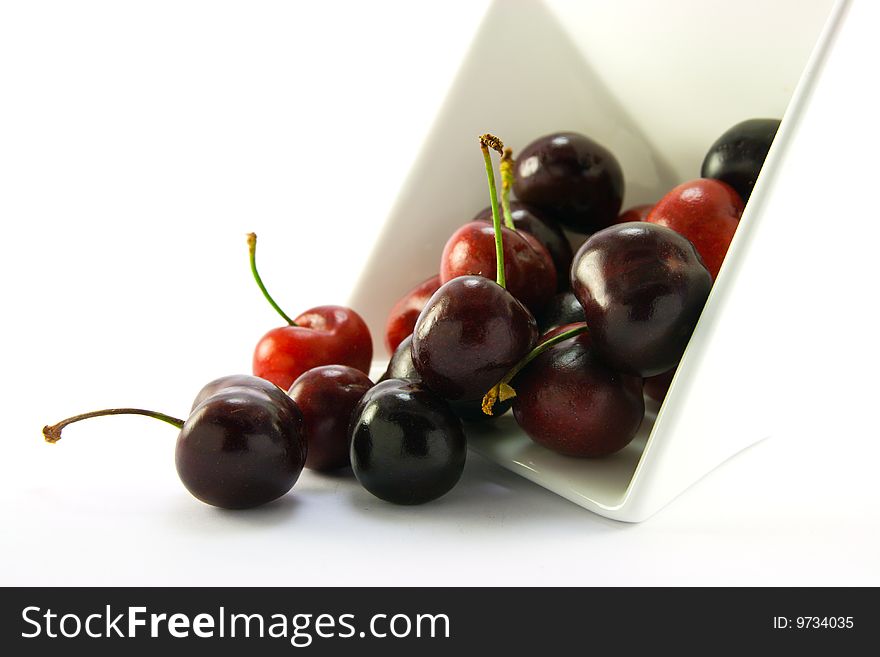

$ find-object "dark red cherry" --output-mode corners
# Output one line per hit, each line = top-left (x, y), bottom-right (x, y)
(644, 368), (676, 404)
(412, 276), (538, 401)
(571, 222), (712, 377)
(178, 384), (305, 508)
(384, 275), (442, 355)
(512, 328), (644, 458)
(536, 290), (586, 335)
(701, 118), (780, 202)
(473, 202), (573, 291)
(382, 334), (511, 420)
(646, 179), (743, 280)
(289, 365), (373, 472)
(44, 376), (306, 509)
(191, 374), (286, 411)
(513, 132), (624, 234)
(253, 305), (372, 391)
(350, 379), (466, 505)
(615, 203), (654, 224)
(381, 334), (423, 383)
(440, 221), (556, 314)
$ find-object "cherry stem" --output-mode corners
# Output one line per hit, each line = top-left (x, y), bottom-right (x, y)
(247, 233), (297, 326)
(500, 148), (516, 231)
(482, 324), (589, 415)
(43, 408), (186, 443)
(480, 134), (506, 288)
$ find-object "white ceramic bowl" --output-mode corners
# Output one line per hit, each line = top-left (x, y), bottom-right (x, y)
(352, 0), (849, 521)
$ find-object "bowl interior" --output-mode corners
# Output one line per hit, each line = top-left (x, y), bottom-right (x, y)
(351, 0), (836, 515)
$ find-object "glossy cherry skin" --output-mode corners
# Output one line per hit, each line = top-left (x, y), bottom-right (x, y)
(644, 368), (676, 404)
(473, 202), (573, 291)
(701, 118), (780, 202)
(513, 132), (624, 234)
(253, 305), (372, 391)
(513, 328), (644, 457)
(646, 178), (743, 280)
(381, 334), (422, 383)
(349, 379), (466, 505)
(615, 203), (654, 224)
(536, 290), (586, 334)
(191, 374), (286, 411)
(288, 365), (373, 471)
(381, 334), (510, 420)
(412, 276), (538, 401)
(384, 275), (442, 355)
(571, 222), (712, 377)
(176, 378), (306, 509)
(440, 221), (556, 314)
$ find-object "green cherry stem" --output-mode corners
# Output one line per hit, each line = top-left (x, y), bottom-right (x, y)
(480, 134), (506, 289)
(482, 324), (589, 415)
(43, 408), (186, 443)
(500, 148), (517, 230)
(247, 233), (297, 326)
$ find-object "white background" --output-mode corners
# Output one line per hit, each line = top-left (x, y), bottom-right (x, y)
(2, 0), (877, 586)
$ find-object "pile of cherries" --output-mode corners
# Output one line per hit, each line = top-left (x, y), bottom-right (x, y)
(44, 119), (778, 509)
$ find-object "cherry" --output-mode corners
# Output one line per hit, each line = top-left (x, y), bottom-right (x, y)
(472, 150), (573, 290)
(472, 203), (571, 292)
(615, 203), (654, 224)
(247, 233), (372, 390)
(384, 275), (442, 355)
(383, 334), (512, 420)
(701, 118), (780, 202)
(349, 379), (466, 505)
(440, 222), (555, 315)
(440, 147), (556, 314)
(43, 375), (306, 509)
(571, 222), (712, 377)
(644, 368), (676, 404)
(413, 135), (538, 401)
(413, 276), (537, 401)
(646, 179), (743, 280)
(381, 333), (422, 383)
(288, 365), (373, 472)
(506, 325), (644, 457)
(191, 373), (285, 410)
(513, 132), (624, 234)
(536, 290), (586, 335)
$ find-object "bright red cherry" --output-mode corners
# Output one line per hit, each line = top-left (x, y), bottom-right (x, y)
(254, 305), (372, 392)
(646, 179), (743, 279)
(441, 145), (558, 314)
(247, 234), (372, 390)
(472, 201), (573, 291)
(440, 222), (556, 315)
(384, 275), (441, 355)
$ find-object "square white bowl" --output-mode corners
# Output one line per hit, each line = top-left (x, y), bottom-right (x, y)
(351, 0), (850, 521)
